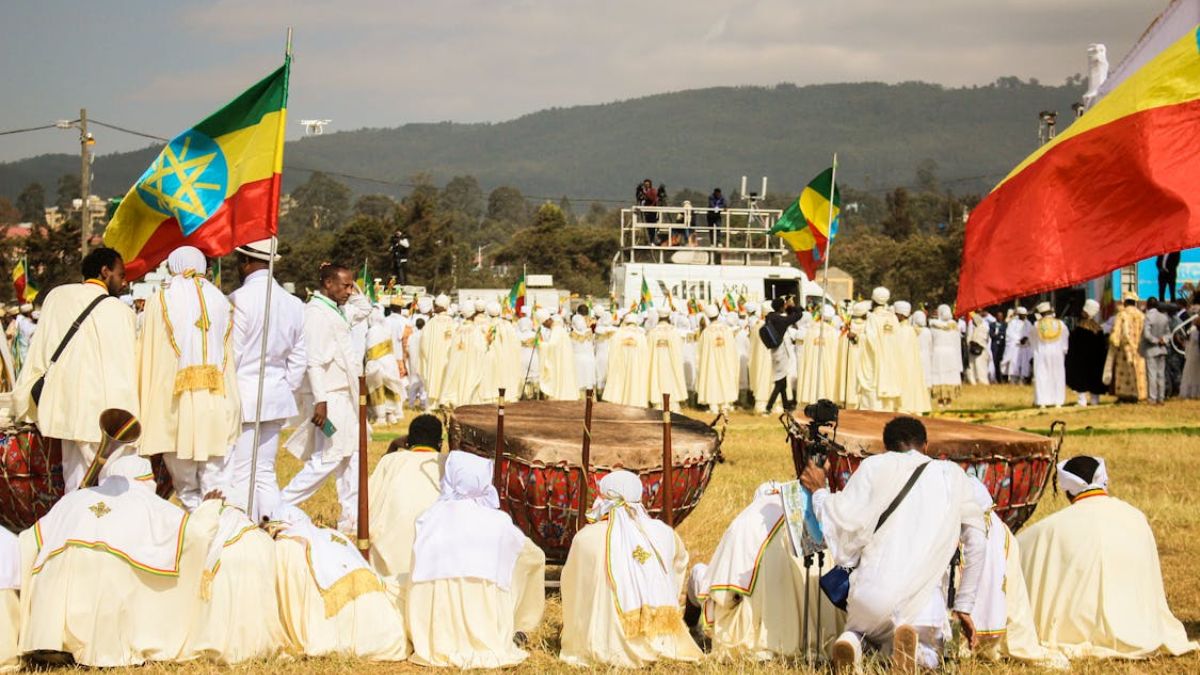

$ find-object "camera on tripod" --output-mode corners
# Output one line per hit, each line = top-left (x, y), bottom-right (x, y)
(782, 398), (842, 477)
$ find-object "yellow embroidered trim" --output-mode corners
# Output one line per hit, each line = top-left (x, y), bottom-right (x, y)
(84, 278), (108, 291)
(160, 292), (182, 357)
(365, 340), (393, 361)
(368, 384), (402, 406)
(1037, 318), (1062, 341)
(618, 605), (684, 639)
(319, 567), (384, 619)
(174, 364), (224, 395)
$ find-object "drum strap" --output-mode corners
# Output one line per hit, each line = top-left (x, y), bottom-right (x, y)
(31, 294), (111, 406)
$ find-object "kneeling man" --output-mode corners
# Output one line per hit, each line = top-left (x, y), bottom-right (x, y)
(1017, 456), (1196, 660)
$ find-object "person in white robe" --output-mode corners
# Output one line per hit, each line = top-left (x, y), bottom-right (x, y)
(19, 455), (221, 667)
(603, 312), (650, 407)
(267, 500), (408, 661)
(1001, 308), (1033, 383)
(11, 306), (34, 376)
(363, 306), (405, 424)
(0, 314), (17, 393)
(929, 304), (963, 410)
(480, 302), (522, 403)
(746, 304), (774, 414)
(913, 310), (933, 388)
(647, 310), (687, 410)
(688, 482), (841, 659)
(785, 320), (805, 402)
(1017, 456), (1197, 660)
(0, 528), (18, 671)
(856, 287), (903, 412)
(406, 297), (431, 409)
(560, 471), (702, 667)
(282, 264), (370, 534)
(965, 313), (992, 385)
(406, 451), (545, 668)
(13, 247), (137, 492)
(964, 478), (1069, 669)
(418, 294), (455, 408)
(696, 304), (739, 414)
(538, 310), (579, 401)
(835, 302), (869, 410)
(516, 315), (540, 399)
(137, 247), (240, 511)
(593, 312), (617, 393)
(226, 239), (306, 522)
(893, 301), (931, 415)
(797, 306), (840, 406)
(1030, 302), (1069, 407)
(368, 413), (443, 599)
(183, 504), (290, 664)
(676, 312), (700, 397)
(439, 303), (486, 407)
(800, 416), (986, 672)
(735, 314), (751, 402)
(570, 314), (597, 395)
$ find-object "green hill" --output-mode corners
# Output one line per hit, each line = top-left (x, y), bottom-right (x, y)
(0, 78), (1083, 202)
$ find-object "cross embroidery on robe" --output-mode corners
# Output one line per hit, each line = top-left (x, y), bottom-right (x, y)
(89, 502), (112, 518)
(631, 545), (651, 565)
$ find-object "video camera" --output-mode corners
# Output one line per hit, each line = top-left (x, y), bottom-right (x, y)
(782, 398), (842, 478)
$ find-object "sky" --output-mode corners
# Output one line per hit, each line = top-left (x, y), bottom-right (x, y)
(0, 0), (1170, 162)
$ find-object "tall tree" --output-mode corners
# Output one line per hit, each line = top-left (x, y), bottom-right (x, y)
(0, 197), (19, 225)
(282, 171), (351, 234)
(439, 176), (484, 220)
(485, 186), (527, 224)
(16, 183), (46, 225)
(881, 187), (915, 240)
(55, 173), (81, 213)
(352, 193), (399, 221)
(400, 189), (458, 293)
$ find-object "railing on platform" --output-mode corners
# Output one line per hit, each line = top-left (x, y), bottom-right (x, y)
(619, 205), (787, 266)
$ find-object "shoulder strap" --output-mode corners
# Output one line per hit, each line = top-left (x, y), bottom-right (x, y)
(47, 293), (110, 366)
(874, 460), (931, 533)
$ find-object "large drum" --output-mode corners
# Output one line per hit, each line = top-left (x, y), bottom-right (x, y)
(451, 400), (723, 563)
(792, 410), (1061, 532)
(0, 426), (175, 533)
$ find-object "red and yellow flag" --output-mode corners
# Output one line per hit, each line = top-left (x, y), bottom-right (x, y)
(105, 59), (290, 279)
(957, 26), (1200, 312)
(11, 257), (36, 303)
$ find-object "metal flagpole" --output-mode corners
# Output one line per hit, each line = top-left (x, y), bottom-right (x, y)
(246, 28), (291, 519)
(814, 153), (839, 400)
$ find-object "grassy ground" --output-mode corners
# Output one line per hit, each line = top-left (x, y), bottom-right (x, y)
(131, 385), (1200, 673)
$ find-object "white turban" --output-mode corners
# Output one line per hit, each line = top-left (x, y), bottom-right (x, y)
(1083, 299), (1100, 319)
(535, 308), (551, 323)
(461, 303), (476, 319)
(912, 310), (928, 327)
(486, 301), (501, 317)
(571, 314), (588, 332)
(622, 312), (639, 325)
(474, 299), (486, 314)
(100, 454), (155, 491)
(434, 294), (450, 310)
(1036, 301), (1053, 316)
(938, 304), (953, 321)
(704, 304), (719, 319)
(436, 451), (499, 508)
(1057, 456), (1109, 496)
(1016, 306), (1028, 316)
(894, 301), (912, 318)
(745, 301), (760, 315)
(822, 305), (835, 320)
(417, 296), (433, 314)
(587, 470), (645, 522)
(871, 287), (890, 305)
(166, 246), (207, 276)
(645, 309), (660, 324)
(851, 301), (871, 318)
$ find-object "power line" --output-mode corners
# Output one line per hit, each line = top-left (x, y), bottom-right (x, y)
(0, 123), (64, 137)
(88, 119), (169, 142)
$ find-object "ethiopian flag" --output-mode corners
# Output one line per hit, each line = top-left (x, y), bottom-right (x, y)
(508, 274), (526, 316)
(356, 261), (377, 302)
(771, 166), (840, 280)
(11, 257), (36, 303)
(105, 59), (290, 279)
(957, 25), (1200, 313)
(639, 277), (652, 311)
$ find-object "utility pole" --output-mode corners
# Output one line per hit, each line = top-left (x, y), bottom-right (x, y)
(79, 107), (92, 256)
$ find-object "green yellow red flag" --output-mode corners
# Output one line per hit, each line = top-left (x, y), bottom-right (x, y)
(11, 257), (36, 303)
(104, 59), (290, 279)
(508, 274), (526, 316)
(639, 277), (652, 311)
(771, 166), (840, 280)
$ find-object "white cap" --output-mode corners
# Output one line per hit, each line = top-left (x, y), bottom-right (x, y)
(234, 238), (280, 262)
(851, 301), (871, 318)
(822, 305), (835, 320)
(1056, 456), (1108, 495)
(486, 301), (501, 317)
(417, 296), (433, 314)
(912, 310), (927, 327)
(571, 314), (587, 332)
(535, 308), (551, 323)
(448, 303), (460, 316)
(871, 287), (890, 305)
(704, 304), (719, 319)
(1035, 301), (1053, 316)
(938, 304), (953, 321)
(19, 303), (32, 313)
(474, 299), (486, 314)
(893, 301), (911, 317)
(461, 303), (476, 318)
(645, 309), (660, 324)
(434, 294), (450, 310)
(622, 312), (639, 325)
(1083, 299), (1100, 318)
(1016, 306), (1028, 316)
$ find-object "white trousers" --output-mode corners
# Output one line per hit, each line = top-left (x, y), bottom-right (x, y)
(60, 440), (98, 493)
(224, 421), (283, 523)
(163, 454), (227, 512)
(281, 451), (359, 534)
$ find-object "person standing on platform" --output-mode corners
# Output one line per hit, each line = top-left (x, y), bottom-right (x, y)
(226, 239), (306, 521)
(138, 246), (240, 511)
(282, 263), (371, 535)
(1157, 252), (1181, 302)
(1031, 302), (1069, 408)
(1065, 299), (1107, 407)
(14, 247), (137, 492)
(1108, 297), (1147, 402)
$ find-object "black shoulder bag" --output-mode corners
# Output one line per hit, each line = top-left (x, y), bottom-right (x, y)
(30, 294), (110, 406)
(819, 460), (932, 610)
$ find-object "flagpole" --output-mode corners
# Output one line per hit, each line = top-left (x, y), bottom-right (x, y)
(246, 29), (291, 520)
(815, 153), (838, 400)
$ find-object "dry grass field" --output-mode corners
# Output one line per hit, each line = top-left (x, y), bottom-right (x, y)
(124, 385), (1200, 674)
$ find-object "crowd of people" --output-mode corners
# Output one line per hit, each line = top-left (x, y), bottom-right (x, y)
(0, 242), (1195, 670)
